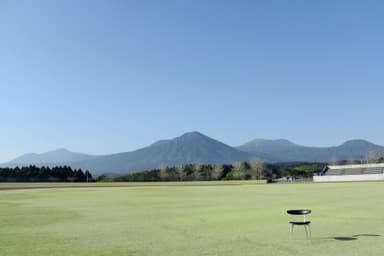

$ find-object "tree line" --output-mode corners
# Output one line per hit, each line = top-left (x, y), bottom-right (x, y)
(3, 157), (383, 182)
(0, 165), (93, 182)
(100, 161), (325, 182)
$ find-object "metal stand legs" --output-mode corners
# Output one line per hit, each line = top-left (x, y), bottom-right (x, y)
(290, 223), (311, 240)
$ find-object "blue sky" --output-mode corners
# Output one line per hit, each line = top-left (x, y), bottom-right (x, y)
(1, 0), (383, 162)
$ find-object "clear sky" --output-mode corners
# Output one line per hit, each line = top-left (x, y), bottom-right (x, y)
(1, 0), (383, 162)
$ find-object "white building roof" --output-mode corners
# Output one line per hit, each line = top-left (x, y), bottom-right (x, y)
(328, 163), (384, 170)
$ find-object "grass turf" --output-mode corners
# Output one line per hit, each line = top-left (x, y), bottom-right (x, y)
(0, 182), (383, 255)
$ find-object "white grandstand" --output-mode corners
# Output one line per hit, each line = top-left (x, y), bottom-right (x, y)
(314, 163), (384, 182)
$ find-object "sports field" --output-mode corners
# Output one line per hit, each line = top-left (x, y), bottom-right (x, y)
(1, 181), (383, 256)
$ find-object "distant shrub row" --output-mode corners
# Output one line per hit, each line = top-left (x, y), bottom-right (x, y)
(0, 165), (93, 182)
(100, 158), (384, 182)
(3, 158), (383, 182)
(98, 161), (326, 182)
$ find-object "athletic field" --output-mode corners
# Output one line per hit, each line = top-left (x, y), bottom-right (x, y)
(1, 181), (383, 256)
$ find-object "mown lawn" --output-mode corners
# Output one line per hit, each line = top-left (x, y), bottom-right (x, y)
(0, 182), (383, 256)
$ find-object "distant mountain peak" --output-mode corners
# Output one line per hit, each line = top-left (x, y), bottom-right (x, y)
(3, 148), (96, 166)
(238, 138), (384, 163)
(180, 131), (207, 138)
(75, 131), (252, 175)
(340, 139), (373, 146)
(3, 133), (384, 175)
(53, 147), (71, 153)
(150, 132), (207, 147)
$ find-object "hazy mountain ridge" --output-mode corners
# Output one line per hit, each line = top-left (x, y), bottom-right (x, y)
(5, 148), (98, 166)
(62, 132), (252, 175)
(2, 132), (252, 175)
(2, 132), (384, 175)
(237, 139), (384, 163)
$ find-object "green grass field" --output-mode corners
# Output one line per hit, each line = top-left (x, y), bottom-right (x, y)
(1, 182), (383, 256)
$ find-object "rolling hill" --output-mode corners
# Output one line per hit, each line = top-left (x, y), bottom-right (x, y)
(3, 132), (384, 175)
(237, 139), (384, 163)
(2, 132), (252, 175)
(3, 148), (98, 167)
(68, 132), (253, 175)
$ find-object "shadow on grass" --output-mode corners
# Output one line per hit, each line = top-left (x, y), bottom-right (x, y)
(332, 237), (358, 241)
(329, 234), (380, 241)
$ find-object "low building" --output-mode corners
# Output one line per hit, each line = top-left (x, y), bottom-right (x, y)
(313, 163), (384, 182)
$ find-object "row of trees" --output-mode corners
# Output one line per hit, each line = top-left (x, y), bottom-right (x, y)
(0, 165), (93, 182)
(106, 161), (325, 182)
(4, 158), (383, 183)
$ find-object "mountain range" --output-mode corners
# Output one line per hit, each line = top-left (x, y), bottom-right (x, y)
(236, 138), (384, 163)
(2, 132), (384, 176)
